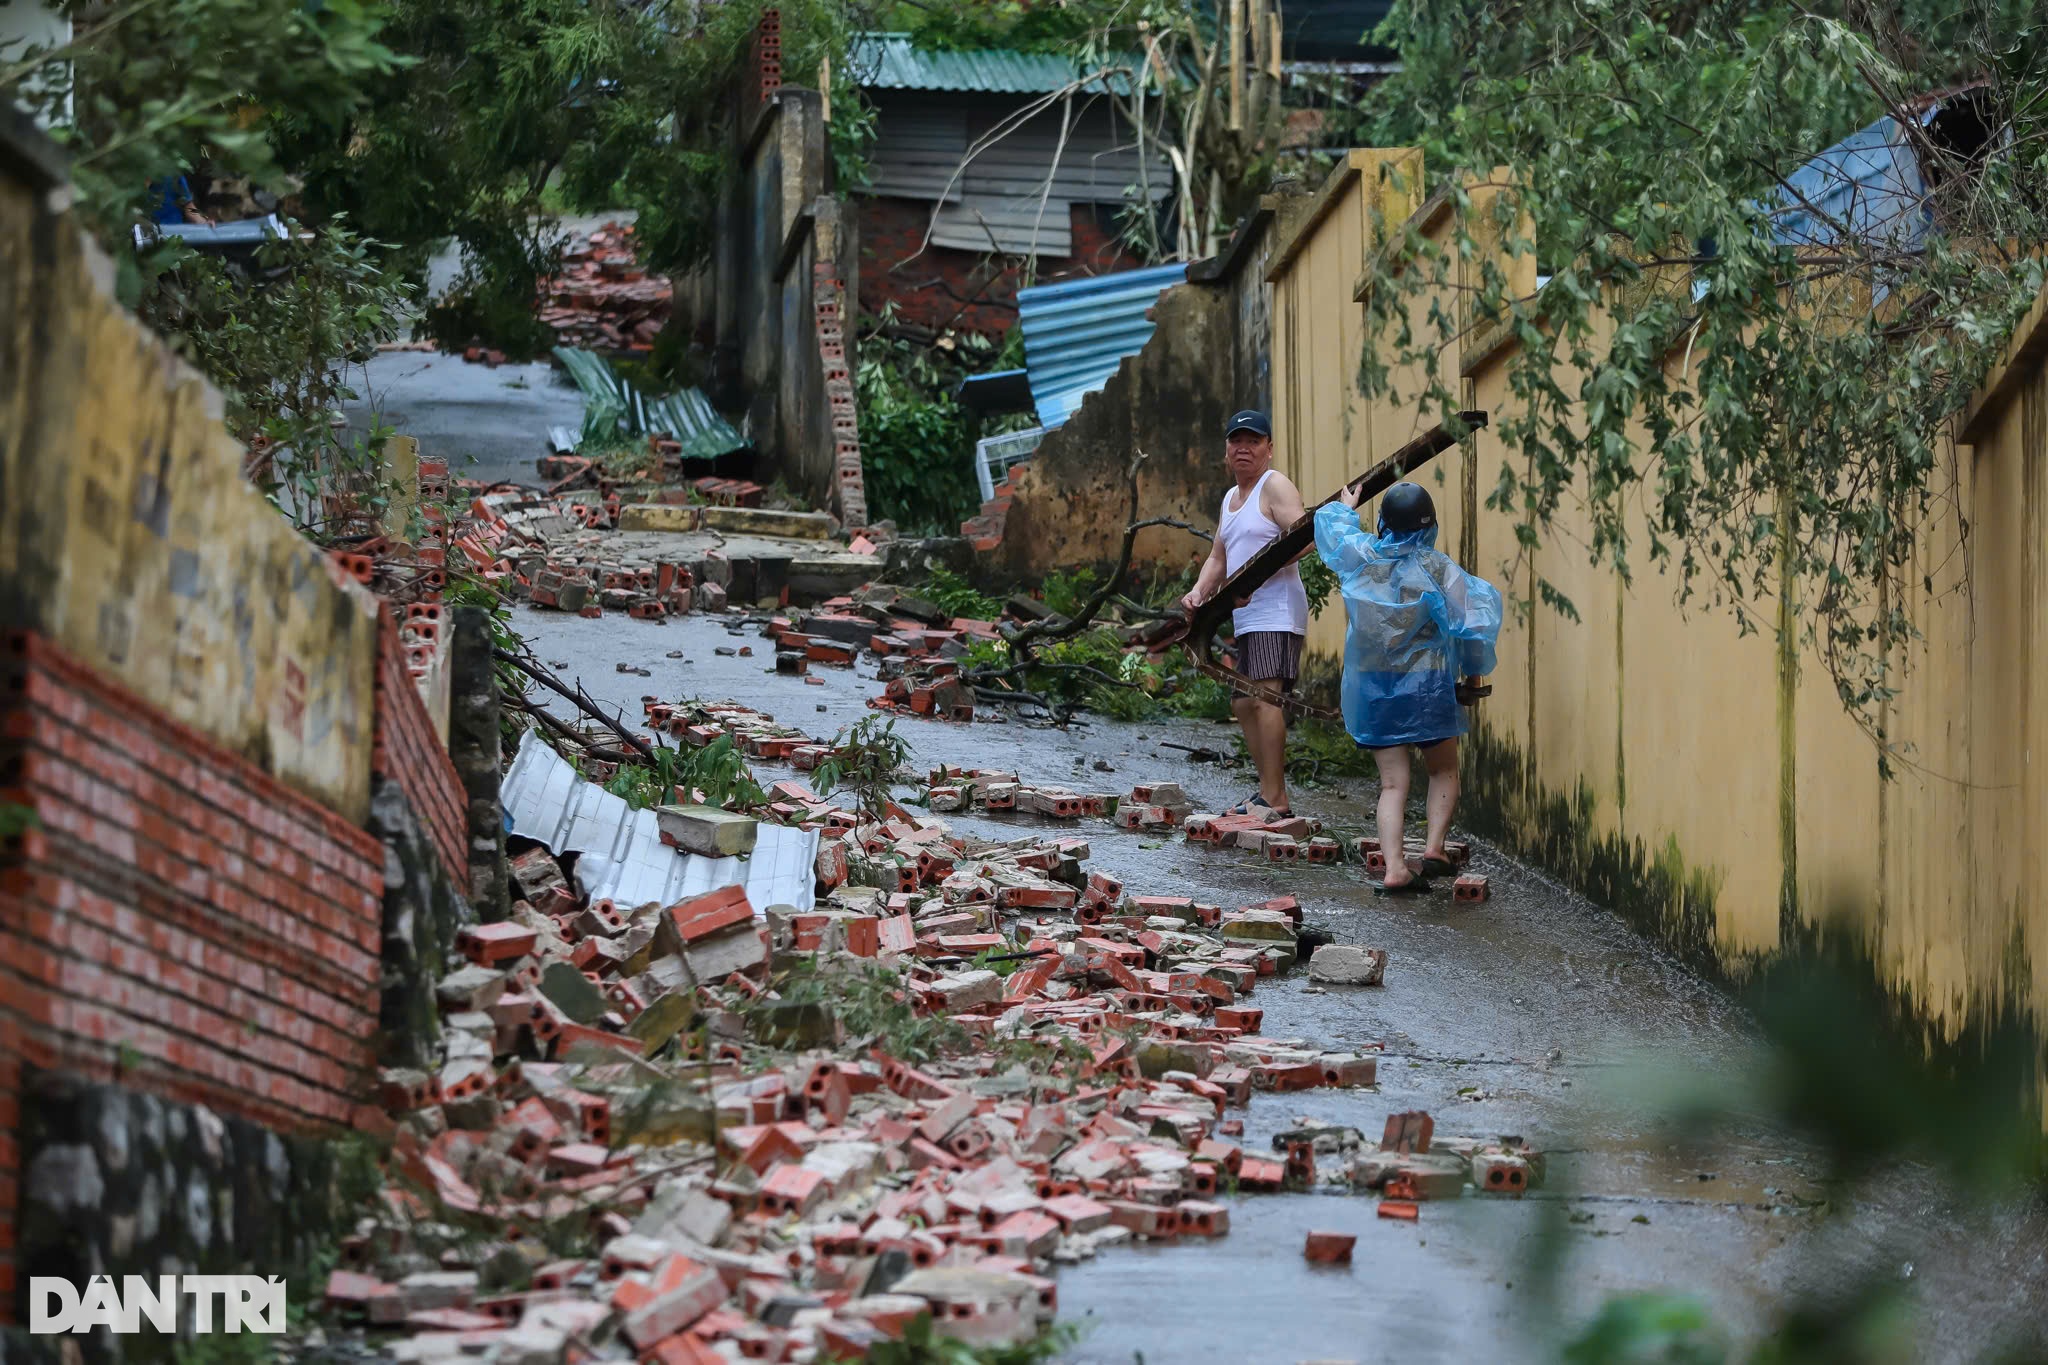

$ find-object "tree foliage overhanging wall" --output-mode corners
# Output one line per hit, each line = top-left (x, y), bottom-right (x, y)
(1347, 0), (2048, 765)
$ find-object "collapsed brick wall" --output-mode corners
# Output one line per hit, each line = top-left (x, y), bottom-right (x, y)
(372, 610), (467, 888)
(0, 629), (386, 1313)
(856, 195), (1147, 336)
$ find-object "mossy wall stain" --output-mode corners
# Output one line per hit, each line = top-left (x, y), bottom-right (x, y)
(1463, 720), (1736, 983)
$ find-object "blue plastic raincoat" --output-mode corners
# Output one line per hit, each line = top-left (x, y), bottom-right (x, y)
(1313, 502), (1504, 749)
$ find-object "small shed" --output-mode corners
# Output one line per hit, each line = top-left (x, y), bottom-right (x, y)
(848, 33), (1170, 335)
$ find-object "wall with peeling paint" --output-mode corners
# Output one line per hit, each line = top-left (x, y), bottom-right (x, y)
(1268, 147), (2048, 1042)
(0, 170), (380, 823)
(990, 207), (1286, 581)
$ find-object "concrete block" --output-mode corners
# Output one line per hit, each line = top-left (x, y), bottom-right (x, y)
(618, 504), (706, 533)
(682, 924), (768, 981)
(702, 506), (834, 538)
(656, 804), (759, 857)
(1306, 945), (1386, 986)
(538, 962), (611, 1024)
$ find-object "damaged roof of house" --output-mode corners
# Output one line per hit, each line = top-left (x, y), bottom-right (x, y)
(848, 33), (1139, 95)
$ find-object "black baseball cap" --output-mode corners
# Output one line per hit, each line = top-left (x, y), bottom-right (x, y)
(1224, 409), (1271, 439)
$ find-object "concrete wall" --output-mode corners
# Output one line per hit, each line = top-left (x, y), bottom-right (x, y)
(677, 88), (863, 518)
(980, 209), (1282, 581)
(0, 166), (380, 823)
(0, 121), (476, 1327)
(1267, 146), (2048, 1040)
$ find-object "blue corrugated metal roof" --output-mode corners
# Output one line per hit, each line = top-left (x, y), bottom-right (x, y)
(1017, 263), (1188, 428)
(849, 33), (1138, 95)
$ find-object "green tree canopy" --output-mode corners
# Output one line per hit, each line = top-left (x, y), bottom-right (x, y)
(274, 0), (860, 351)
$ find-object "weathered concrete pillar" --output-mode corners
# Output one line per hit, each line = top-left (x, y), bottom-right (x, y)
(450, 606), (510, 921)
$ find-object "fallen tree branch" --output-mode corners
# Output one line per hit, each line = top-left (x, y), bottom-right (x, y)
(494, 648), (657, 759)
(955, 453), (1225, 722)
(1002, 453), (1209, 661)
(508, 696), (642, 763)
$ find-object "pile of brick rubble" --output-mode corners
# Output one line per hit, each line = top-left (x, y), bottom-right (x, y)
(335, 700), (1536, 1361)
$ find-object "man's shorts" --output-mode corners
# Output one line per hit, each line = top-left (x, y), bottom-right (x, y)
(1232, 631), (1303, 699)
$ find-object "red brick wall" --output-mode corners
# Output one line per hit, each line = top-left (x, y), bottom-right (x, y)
(856, 196), (1148, 336)
(373, 610), (468, 889)
(0, 629), (386, 1310)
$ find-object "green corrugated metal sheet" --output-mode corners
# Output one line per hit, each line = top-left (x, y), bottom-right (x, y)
(553, 347), (750, 461)
(849, 33), (1139, 95)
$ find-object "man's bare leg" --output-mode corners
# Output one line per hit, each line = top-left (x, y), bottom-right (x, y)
(1252, 699), (1290, 810)
(1231, 696), (1264, 806)
(1371, 745), (1416, 887)
(1420, 737), (1459, 860)
(1232, 694), (1291, 811)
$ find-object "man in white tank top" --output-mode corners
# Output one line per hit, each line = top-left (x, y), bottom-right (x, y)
(1180, 409), (1310, 817)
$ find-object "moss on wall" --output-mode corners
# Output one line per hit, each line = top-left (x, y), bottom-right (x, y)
(1462, 720), (1740, 984)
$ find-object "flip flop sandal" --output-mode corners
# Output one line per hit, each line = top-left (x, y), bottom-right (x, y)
(1371, 878), (1433, 896)
(1248, 795), (1295, 820)
(1223, 795), (1262, 816)
(1418, 856), (1457, 878)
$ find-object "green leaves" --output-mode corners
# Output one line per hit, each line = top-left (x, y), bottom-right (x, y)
(7, 0), (405, 234)
(853, 319), (1004, 535)
(1349, 0), (2048, 759)
(605, 734), (766, 812)
(812, 714), (912, 825)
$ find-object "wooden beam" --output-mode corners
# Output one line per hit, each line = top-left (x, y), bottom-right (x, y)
(1229, 0), (1245, 131)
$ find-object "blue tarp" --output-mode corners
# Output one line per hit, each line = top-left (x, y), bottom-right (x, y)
(1766, 109), (1936, 256)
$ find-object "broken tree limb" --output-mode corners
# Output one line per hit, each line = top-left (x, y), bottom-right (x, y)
(494, 648), (657, 760)
(999, 449), (1152, 662)
(509, 695), (642, 764)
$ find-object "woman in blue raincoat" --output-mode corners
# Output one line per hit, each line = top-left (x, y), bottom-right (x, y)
(1315, 480), (1502, 894)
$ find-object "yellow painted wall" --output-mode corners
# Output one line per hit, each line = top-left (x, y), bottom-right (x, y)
(0, 175), (379, 822)
(1269, 148), (2048, 1035)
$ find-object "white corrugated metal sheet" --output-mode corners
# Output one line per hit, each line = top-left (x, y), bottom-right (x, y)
(501, 731), (819, 912)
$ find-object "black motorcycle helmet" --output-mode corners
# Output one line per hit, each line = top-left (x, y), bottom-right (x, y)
(1378, 481), (1437, 535)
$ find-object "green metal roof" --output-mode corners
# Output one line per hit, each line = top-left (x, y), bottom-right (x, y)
(553, 347), (749, 461)
(849, 33), (1140, 95)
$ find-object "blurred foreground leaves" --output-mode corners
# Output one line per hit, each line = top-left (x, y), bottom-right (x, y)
(1562, 928), (2046, 1364)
